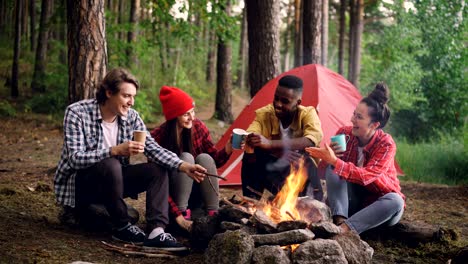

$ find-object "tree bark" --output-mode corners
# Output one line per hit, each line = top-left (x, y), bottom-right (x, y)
(21, 0), (27, 38)
(348, 0), (356, 82)
(321, 0), (328, 66)
(117, 0), (125, 41)
(215, 0), (233, 123)
(338, 0), (346, 75)
(246, 0), (281, 97)
(282, 0), (293, 72)
(31, 0), (51, 93)
(67, 0), (107, 103)
(302, 0), (322, 65)
(205, 29), (216, 84)
(235, 4), (247, 89)
(29, 0), (35, 51)
(11, 0), (22, 98)
(293, 0), (303, 67)
(215, 39), (234, 123)
(350, 0), (363, 87)
(127, 0), (140, 67)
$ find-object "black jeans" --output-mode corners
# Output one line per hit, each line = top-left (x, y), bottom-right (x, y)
(241, 150), (323, 200)
(75, 158), (169, 231)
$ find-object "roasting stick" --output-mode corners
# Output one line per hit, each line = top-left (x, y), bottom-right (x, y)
(204, 172), (227, 181)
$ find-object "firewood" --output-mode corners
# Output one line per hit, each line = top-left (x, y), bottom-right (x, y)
(101, 241), (177, 258)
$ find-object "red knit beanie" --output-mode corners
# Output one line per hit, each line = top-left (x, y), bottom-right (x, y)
(159, 86), (195, 120)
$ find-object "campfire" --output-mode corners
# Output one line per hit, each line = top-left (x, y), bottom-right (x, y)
(260, 158), (309, 223)
(193, 157), (374, 264)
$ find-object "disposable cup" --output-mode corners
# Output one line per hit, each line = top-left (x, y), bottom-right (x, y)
(133, 130), (146, 144)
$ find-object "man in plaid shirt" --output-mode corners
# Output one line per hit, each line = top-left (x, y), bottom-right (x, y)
(54, 68), (207, 251)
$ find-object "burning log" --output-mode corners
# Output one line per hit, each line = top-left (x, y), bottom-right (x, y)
(252, 210), (277, 233)
(251, 229), (315, 247)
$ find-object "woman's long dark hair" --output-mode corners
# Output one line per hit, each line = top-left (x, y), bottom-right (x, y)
(158, 119), (193, 155)
(361, 83), (391, 129)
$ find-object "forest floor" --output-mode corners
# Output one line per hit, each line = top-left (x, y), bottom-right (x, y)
(0, 91), (467, 263)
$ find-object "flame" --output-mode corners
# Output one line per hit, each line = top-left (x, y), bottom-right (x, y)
(263, 158), (308, 223)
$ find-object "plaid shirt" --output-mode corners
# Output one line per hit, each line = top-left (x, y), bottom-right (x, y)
(151, 119), (231, 167)
(54, 99), (183, 207)
(332, 126), (405, 205)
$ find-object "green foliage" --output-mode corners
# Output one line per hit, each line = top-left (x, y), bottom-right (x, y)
(396, 133), (467, 185)
(361, 0), (467, 140)
(0, 100), (16, 117)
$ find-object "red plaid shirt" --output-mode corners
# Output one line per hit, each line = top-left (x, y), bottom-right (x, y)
(152, 118), (232, 217)
(332, 126), (405, 205)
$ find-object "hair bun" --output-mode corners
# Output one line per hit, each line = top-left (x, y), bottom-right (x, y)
(368, 82), (389, 105)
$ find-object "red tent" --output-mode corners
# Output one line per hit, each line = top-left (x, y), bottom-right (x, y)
(215, 64), (403, 186)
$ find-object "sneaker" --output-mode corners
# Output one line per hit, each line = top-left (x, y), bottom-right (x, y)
(112, 224), (146, 245)
(143, 232), (188, 252)
(181, 209), (191, 220)
(207, 210), (218, 217)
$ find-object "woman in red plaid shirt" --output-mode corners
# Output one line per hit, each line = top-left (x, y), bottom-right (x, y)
(306, 83), (405, 234)
(151, 86), (233, 227)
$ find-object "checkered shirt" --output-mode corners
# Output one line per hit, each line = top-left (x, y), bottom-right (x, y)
(54, 99), (182, 207)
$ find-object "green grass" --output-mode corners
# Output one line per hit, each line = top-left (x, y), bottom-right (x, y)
(395, 134), (467, 185)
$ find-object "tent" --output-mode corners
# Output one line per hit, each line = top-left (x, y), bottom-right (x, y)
(215, 64), (403, 186)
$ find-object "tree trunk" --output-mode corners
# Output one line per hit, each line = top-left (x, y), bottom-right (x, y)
(235, 4), (247, 89)
(347, 0), (356, 82)
(205, 29), (216, 84)
(127, 0), (140, 67)
(321, 0), (328, 66)
(0, 0), (5, 35)
(246, 0), (281, 97)
(282, 0), (293, 72)
(302, 0), (322, 65)
(67, 0), (107, 103)
(11, 0), (22, 98)
(29, 0), (35, 51)
(21, 0), (27, 38)
(215, 0), (234, 123)
(215, 41), (234, 123)
(31, 0), (51, 93)
(350, 0), (363, 87)
(338, 0), (346, 75)
(117, 0), (125, 41)
(293, 0), (302, 67)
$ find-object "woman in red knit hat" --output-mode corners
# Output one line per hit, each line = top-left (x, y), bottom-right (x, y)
(151, 86), (233, 223)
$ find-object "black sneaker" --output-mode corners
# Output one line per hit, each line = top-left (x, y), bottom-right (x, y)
(112, 224), (146, 245)
(143, 232), (188, 252)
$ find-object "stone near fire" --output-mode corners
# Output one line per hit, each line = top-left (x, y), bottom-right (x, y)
(220, 221), (257, 235)
(295, 197), (332, 224)
(252, 210), (278, 234)
(331, 233), (373, 264)
(252, 229), (315, 247)
(277, 220), (308, 232)
(308, 222), (341, 238)
(292, 239), (348, 264)
(191, 215), (220, 250)
(219, 204), (253, 224)
(252, 245), (291, 264)
(204, 230), (255, 264)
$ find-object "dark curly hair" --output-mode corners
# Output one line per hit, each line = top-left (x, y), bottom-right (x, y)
(361, 82), (391, 129)
(96, 68), (140, 104)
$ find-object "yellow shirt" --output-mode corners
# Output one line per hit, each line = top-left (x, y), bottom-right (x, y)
(247, 104), (323, 148)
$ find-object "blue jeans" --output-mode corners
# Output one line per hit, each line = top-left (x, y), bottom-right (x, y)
(326, 166), (404, 234)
